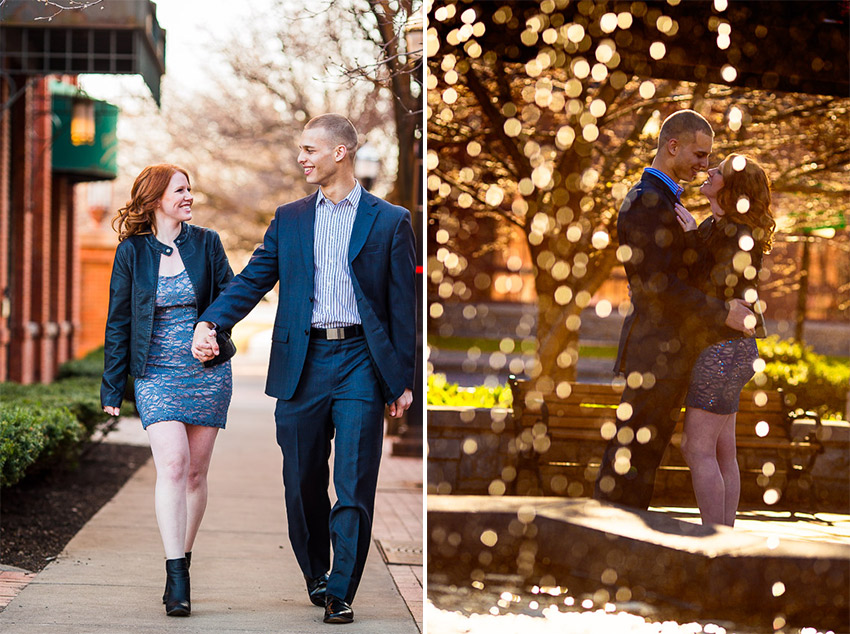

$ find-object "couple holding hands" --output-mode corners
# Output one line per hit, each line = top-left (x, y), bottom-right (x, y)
(100, 107), (775, 625)
(101, 114), (416, 623)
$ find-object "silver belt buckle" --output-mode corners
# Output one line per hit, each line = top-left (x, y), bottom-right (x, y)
(327, 327), (343, 340)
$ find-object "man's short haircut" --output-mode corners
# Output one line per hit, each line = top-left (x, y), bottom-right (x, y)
(304, 114), (359, 158)
(658, 109), (714, 147)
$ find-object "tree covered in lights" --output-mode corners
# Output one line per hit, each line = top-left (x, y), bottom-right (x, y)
(427, 0), (849, 384)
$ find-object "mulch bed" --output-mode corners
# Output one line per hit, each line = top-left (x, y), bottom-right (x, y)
(0, 442), (151, 572)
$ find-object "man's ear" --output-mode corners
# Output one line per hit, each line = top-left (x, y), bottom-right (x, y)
(667, 138), (680, 157)
(334, 145), (348, 163)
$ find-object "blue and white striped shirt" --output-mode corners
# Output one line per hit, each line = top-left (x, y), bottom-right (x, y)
(644, 167), (684, 200)
(311, 182), (362, 328)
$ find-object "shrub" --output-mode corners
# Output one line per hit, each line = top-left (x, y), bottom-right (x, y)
(0, 403), (86, 487)
(754, 336), (849, 419)
(0, 376), (109, 434)
(427, 373), (513, 408)
(0, 349), (138, 488)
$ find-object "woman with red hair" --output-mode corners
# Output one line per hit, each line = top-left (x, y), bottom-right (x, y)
(674, 154), (776, 527)
(101, 164), (234, 616)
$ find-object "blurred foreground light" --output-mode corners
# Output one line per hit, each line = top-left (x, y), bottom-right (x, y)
(480, 529), (498, 547)
(714, 0), (728, 10)
(592, 230), (610, 249)
(721, 64), (738, 82)
(600, 13), (618, 33)
(639, 80), (656, 99)
(755, 421), (770, 437)
(771, 581), (786, 597)
(566, 23), (585, 43)
(649, 42), (666, 60)
(616, 402), (633, 421)
(763, 488), (781, 505)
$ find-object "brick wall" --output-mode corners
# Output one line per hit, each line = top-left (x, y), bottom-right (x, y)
(78, 240), (116, 357)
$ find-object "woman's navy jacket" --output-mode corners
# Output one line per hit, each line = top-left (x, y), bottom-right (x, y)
(101, 223), (233, 409)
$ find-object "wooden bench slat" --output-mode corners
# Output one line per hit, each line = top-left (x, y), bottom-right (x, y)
(508, 377), (823, 498)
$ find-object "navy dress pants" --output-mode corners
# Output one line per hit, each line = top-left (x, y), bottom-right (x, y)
(593, 376), (689, 510)
(274, 335), (385, 603)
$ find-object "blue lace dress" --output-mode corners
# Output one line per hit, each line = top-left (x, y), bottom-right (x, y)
(134, 269), (232, 429)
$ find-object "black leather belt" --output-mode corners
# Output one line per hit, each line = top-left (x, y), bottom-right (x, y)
(310, 325), (364, 340)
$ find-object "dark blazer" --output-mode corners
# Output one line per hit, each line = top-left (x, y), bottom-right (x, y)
(199, 188), (416, 405)
(101, 224), (233, 408)
(613, 172), (730, 378)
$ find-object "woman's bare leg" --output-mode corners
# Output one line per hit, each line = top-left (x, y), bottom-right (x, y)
(681, 408), (729, 526)
(147, 421), (191, 559)
(184, 425), (220, 553)
(716, 413), (740, 527)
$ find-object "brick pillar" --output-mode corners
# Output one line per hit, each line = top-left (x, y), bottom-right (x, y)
(52, 177), (71, 366)
(68, 179), (81, 361)
(31, 78), (54, 382)
(9, 77), (36, 384)
(0, 77), (10, 382)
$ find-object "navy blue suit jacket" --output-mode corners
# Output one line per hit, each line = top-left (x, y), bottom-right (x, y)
(200, 189), (416, 404)
(613, 172), (730, 378)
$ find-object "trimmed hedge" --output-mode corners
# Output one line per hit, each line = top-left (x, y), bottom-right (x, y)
(0, 403), (87, 487)
(0, 347), (135, 488)
(754, 335), (850, 419)
(427, 373), (512, 408)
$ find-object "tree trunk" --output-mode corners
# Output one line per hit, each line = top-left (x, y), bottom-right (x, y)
(794, 236), (811, 344)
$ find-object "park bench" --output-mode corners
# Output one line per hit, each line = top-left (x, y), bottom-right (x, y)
(508, 376), (824, 505)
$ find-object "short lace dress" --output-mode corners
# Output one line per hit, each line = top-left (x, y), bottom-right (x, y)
(685, 337), (758, 415)
(134, 269), (232, 429)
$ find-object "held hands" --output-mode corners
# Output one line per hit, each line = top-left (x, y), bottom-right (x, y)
(192, 321), (220, 363)
(674, 203), (697, 232)
(102, 405), (120, 416)
(726, 298), (757, 336)
(388, 389), (413, 419)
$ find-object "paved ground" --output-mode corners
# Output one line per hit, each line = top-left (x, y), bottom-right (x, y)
(0, 354), (423, 633)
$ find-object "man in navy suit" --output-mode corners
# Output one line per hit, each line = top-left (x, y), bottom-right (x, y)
(192, 114), (415, 624)
(593, 110), (754, 511)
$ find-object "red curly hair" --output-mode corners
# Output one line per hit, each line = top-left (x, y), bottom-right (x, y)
(715, 154), (776, 253)
(112, 164), (190, 242)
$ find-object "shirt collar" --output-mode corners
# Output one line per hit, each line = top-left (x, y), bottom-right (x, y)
(317, 181), (361, 209)
(644, 167), (684, 200)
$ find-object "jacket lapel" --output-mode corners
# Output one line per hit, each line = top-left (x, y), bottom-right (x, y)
(297, 192), (318, 275)
(348, 190), (379, 263)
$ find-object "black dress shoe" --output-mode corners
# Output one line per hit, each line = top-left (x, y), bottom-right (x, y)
(324, 595), (354, 624)
(306, 573), (329, 607)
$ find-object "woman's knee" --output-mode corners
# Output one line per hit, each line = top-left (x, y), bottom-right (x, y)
(186, 467), (208, 491)
(680, 434), (715, 464)
(156, 451), (190, 484)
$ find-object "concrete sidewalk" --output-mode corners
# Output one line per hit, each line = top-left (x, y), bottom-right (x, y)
(0, 366), (423, 633)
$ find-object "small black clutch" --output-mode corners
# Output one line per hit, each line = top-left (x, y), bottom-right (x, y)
(203, 330), (236, 368)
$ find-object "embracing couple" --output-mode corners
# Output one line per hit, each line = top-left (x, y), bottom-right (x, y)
(101, 114), (416, 623)
(595, 109), (776, 527)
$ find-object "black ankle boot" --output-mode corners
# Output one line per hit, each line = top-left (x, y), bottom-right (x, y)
(162, 552), (192, 604)
(164, 557), (191, 616)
